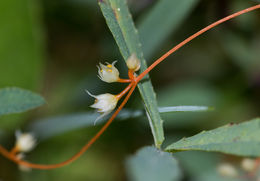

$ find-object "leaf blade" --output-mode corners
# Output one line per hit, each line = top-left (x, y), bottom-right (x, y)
(158, 106), (213, 113)
(0, 87), (45, 116)
(0, 0), (44, 89)
(98, 0), (164, 147)
(29, 109), (143, 140)
(29, 106), (211, 140)
(125, 146), (182, 181)
(166, 118), (260, 157)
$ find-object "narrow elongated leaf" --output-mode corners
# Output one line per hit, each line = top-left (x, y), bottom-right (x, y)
(0, 0), (44, 89)
(138, 0), (199, 59)
(158, 106), (213, 113)
(98, 0), (164, 147)
(125, 146), (182, 181)
(166, 118), (260, 157)
(0, 87), (45, 116)
(29, 106), (211, 140)
(29, 110), (143, 140)
(0, 0), (44, 129)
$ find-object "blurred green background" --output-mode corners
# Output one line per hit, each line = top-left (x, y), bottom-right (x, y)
(0, 0), (259, 180)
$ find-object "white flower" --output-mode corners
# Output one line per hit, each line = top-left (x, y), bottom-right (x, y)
(217, 163), (238, 178)
(87, 91), (118, 124)
(17, 153), (31, 172)
(98, 61), (119, 83)
(15, 131), (36, 153)
(126, 54), (140, 72)
(241, 158), (255, 172)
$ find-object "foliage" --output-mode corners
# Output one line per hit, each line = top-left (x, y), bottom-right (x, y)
(166, 118), (260, 156)
(0, 0), (259, 180)
(125, 146), (181, 181)
(0, 87), (45, 116)
(98, 0), (164, 148)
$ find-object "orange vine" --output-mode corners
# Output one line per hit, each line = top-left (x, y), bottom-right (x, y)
(0, 3), (259, 170)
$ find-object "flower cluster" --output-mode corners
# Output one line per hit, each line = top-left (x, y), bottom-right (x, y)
(12, 131), (37, 171)
(88, 54), (140, 124)
(217, 158), (258, 179)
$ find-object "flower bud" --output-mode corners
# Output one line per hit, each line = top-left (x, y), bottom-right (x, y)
(17, 153), (31, 172)
(87, 91), (118, 124)
(15, 131), (36, 153)
(98, 61), (119, 83)
(241, 158), (255, 172)
(126, 54), (140, 72)
(217, 163), (238, 178)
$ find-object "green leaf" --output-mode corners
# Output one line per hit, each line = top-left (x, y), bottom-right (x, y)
(125, 146), (182, 181)
(138, 0), (199, 59)
(29, 106), (210, 140)
(158, 81), (219, 128)
(158, 106), (213, 113)
(0, 0), (44, 89)
(166, 118), (260, 157)
(29, 109), (143, 140)
(98, 0), (164, 147)
(0, 87), (45, 116)
(0, 0), (45, 129)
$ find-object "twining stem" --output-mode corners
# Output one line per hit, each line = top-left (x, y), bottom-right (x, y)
(0, 83), (137, 169)
(0, 3), (259, 170)
(116, 83), (133, 100)
(118, 78), (131, 83)
(10, 147), (18, 155)
(136, 4), (260, 82)
(128, 70), (135, 81)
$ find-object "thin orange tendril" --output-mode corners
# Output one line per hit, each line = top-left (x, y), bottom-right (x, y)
(136, 4), (260, 82)
(0, 3), (259, 170)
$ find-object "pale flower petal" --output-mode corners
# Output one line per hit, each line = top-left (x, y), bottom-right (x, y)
(126, 54), (140, 72)
(15, 131), (36, 153)
(87, 91), (118, 124)
(241, 158), (255, 172)
(97, 61), (119, 83)
(217, 163), (238, 178)
(17, 153), (31, 172)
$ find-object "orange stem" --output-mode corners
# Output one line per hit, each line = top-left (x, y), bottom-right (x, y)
(128, 70), (135, 82)
(1, 3), (260, 171)
(118, 78), (131, 83)
(10, 147), (18, 155)
(116, 83), (133, 100)
(0, 83), (137, 170)
(136, 4), (260, 82)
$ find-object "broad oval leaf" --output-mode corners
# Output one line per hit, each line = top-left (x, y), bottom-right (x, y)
(125, 146), (182, 181)
(166, 118), (260, 157)
(0, 87), (45, 116)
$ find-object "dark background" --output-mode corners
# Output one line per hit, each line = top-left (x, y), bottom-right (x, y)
(0, 0), (259, 180)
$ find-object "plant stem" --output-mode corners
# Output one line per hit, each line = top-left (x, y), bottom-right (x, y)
(136, 4), (260, 82)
